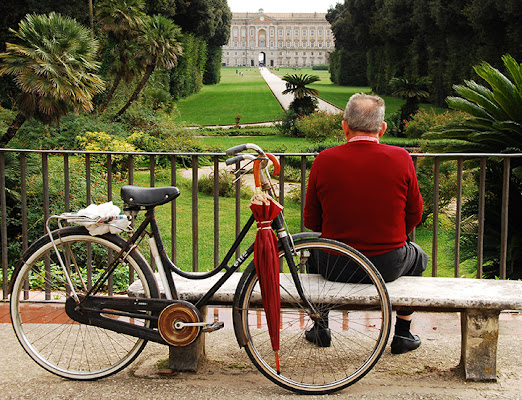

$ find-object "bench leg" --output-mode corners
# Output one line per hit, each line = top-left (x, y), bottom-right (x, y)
(460, 309), (499, 381)
(168, 306), (207, 372)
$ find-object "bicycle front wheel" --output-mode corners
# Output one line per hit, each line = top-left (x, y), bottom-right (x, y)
(9, 226), (159, 380)
(235, 238), (391, 394)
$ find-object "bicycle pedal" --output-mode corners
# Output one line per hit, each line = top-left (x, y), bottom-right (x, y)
(202, 321), (224, 333)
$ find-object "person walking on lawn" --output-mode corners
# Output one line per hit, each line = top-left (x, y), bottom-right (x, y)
(303, 93), (428, 354)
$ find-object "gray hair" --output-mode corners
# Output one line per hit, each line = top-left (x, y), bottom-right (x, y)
(343, 93), (385, 133)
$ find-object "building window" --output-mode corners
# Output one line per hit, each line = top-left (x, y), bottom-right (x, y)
(311, 29), (315, 36)
(241, 28), (246, 37)
(278, 29), (283, 36)
(294, 41), (299, 47)
(233, 28), (238, 36)
(270, 27), (274, 37)
(286, 30), (290, 36)
(302, 41), (306, 47)
(303, 29), (307, 36)
(250, 28), (255, 36)
(311, 41), (315, 47)
(319, 42), (323, 47)
(294, 29), (298, 36)
(327, 42), (331, 47)
(270, 41), (274, 47)
(234, 41), (238, 47)
(319, 29), (323, 36)
(286, 41), (290, 47)
(278, 41), (283, 47)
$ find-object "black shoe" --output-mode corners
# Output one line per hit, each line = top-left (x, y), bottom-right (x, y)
(305, 325), (331, 347)
(390, 334), (421, 354)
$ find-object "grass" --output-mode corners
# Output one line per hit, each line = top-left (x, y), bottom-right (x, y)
(269, 67), (445, 116)
(174, 67), (283, 126)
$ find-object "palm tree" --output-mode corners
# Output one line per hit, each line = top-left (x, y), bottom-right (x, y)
(113, 15), (182, 120)
(282, 73), (320, 116)
(96, 0), (146, 113)
(425, 55), (522, 153)
(0, 13), (105, 146)
(389, 76), (431, 134)
(425, 54), (522, 280)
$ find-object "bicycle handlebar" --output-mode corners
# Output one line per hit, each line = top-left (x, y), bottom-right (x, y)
(225, 143), (280, 188)
(226, 143), (265, 157)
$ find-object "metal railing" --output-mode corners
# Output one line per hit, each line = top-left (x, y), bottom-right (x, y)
(1, 148), (520, 299)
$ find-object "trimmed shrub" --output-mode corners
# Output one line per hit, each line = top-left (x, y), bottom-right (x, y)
(405, 109), (468, 139)
(295, 111), (344, 143)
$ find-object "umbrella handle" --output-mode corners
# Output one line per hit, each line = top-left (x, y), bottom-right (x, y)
(253, 153), (280, 187)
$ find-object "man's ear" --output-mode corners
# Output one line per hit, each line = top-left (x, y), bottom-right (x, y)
(342, 120), (350, 134)
(378, 122), (387, 137)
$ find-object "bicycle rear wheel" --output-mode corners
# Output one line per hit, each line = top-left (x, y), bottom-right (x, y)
(235, 238), (391, 394)
(9, 226), (159, 380)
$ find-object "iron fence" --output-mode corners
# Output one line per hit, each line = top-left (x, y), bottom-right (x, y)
(1, 148), (521, 299)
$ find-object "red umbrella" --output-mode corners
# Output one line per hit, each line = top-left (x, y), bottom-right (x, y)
(250, 193), (284, 374)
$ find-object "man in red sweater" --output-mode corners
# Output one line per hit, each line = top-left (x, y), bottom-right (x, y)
(304, 93), (428, 354)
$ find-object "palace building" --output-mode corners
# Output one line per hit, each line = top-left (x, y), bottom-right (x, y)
(222, 9), (334, 68)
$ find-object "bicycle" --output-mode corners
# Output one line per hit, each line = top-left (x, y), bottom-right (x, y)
(9, 143), (391, 395)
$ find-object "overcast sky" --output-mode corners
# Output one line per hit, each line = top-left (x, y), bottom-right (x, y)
(226, 0), (339, 13)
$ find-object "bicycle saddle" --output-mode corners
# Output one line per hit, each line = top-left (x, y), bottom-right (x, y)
(121, 185), (180, 209)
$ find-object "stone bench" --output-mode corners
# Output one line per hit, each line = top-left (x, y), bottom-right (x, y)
(132, 274), (522, 381)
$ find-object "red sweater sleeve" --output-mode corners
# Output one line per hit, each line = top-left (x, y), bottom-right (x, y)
(405, 159), (423, 234)
(303, 160), (323, 232)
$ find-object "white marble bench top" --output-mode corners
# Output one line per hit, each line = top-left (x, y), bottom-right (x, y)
(128, 273), (522, 312)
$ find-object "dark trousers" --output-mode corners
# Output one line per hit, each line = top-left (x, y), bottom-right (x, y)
(307, 240), (428, 284)
(307, 240), (427, 319)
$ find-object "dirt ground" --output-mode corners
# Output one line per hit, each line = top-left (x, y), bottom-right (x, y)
(1, 312), (520, 400)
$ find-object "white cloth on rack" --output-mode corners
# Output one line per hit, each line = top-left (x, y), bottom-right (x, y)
(69, 202), (130, 235)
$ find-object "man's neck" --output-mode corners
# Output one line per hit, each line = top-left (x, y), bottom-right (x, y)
(347, 132), (380, 143)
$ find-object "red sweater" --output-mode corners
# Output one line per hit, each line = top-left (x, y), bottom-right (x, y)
(304, 141), (423, 257)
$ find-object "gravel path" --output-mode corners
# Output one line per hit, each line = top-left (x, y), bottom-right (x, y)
(1, 312), (520, 399)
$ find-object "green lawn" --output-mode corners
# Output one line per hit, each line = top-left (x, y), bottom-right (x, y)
(175, 67), (283, 126)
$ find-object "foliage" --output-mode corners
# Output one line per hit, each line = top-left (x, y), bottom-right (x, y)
(198, 169), (251, 199)
(389, 76), (431, 135)
(0, 12), (105, 145)
(425, 54), (522, 279)
(312, 65), (329, 71)
(415, 158), (475, 223)
(295, 112), (344, 143)
(113, 14), (183, 119)
(95, 0), (146, 113)
(77, 131), (138, 173)
(276, 110), (302, 137)
(288, 96), (318, 117)
(203, 45), (223, 85)
(282, 74), (320, 99)
(327, 0), (522, 105)
(169, 33), (207, 99)
(405, 109), (467, 139)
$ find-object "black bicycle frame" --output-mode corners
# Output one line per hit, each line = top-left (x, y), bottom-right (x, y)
(69, 201), (315, 343)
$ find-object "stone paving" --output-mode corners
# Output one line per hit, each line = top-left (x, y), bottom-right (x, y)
(259, 66), (343, 114)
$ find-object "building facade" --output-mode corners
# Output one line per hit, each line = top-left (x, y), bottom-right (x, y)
(222, 9), (335, 68)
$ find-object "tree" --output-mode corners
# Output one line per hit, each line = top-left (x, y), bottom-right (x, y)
(113, 15), (182, 120)
(389, 76), (431, 134)
(282, 74), (320, 116)
(96, 0), (146, 113)
(0, 12), (105, 146)
(425, 54), (522, 279)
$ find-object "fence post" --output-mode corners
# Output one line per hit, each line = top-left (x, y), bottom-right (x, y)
(0, 153), (7, 299)
(500, 157), (510, 279)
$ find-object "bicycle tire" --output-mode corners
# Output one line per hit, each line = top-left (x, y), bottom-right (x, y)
(234, 237), (391, 394)
(9, 226), (159, 380)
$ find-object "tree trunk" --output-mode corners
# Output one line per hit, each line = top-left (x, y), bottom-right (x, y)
(0, 113), (26, 147)
(113, 63), (156, 121)
(99, 72), (123, 114)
